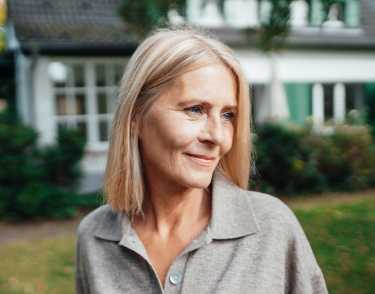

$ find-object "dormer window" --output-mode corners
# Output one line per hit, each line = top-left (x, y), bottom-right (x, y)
(322, 3), (344, 28)
(309, 0), (360, 29)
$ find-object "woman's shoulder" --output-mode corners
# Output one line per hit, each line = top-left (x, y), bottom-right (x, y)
(243, 189), (305, 239)
(245, 190), (325, 284)
(237, 189), (327, 291)
(245, 189), (294, 219)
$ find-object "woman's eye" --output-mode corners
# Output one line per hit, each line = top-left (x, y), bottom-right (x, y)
(185, 105), (203, 115)
(222, 111), (235, 121)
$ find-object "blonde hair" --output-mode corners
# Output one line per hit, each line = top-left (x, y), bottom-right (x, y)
(104, 26), (252, 217)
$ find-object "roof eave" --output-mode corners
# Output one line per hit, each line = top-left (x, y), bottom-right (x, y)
(17, 40), (138, 56)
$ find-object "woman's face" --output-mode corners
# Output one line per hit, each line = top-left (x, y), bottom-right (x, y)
(138, 63), (237, 190)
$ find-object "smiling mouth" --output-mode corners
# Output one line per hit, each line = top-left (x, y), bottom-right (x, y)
(184, 153), (216, 166)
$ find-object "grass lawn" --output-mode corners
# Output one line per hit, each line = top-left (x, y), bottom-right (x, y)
(0, 235), (76, 294)
(0, 194), (374, 294)
(294, 197), (375, 294)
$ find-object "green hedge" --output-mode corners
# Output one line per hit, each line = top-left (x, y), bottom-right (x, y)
(0, 112), (86, 220)
(252, 122), (375, 195)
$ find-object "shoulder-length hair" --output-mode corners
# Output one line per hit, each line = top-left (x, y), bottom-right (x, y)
(104, 26), (252, 217)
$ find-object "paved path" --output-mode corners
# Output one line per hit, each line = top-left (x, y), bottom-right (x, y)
(0, 213), (85, 245)
(281, 189), (375, 210)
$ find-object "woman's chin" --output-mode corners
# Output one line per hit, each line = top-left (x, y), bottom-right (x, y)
(178, 171), (214, 189)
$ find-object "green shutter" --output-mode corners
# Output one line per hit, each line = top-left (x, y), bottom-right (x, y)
(364, 83), (375, 126)
(311, 0), (324, 26)
(285, 83), (312, 125)
(345, 0), (360, 28)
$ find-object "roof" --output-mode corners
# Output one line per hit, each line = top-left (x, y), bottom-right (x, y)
(7, 0), (138, 55)
(7, 0), (375, 55)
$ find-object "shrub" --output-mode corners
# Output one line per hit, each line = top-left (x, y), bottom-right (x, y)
(74, 191), (104, 211)
(0, 111), (86, 220)
(252, 123), (325, 195)
(12, 184), (76, 219)
(325, 125), (375, 190)
(302, 133), (351, 190)
(38, 127), (86, 190)
(252, 122), (375, 196)
(0, 117), (40, 188)
(301, 124), (375, 191)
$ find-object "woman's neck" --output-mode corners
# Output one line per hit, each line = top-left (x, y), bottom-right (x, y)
(135, 179), (211, 240)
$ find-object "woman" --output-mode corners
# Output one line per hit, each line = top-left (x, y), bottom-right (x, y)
(75, 27), (328, 294)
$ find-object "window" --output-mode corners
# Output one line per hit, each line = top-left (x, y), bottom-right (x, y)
(94, 63), (123, 142)
(323, 83), (334, 123)
(312, 82), (364, 127)
(50, 60), (126, 150)
(307, 0), (360, 28)
(345, 83), (364, 119)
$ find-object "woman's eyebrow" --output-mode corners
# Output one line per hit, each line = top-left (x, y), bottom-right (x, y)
(225, 106), (238, 113)
(177, 99), (204, 107)
(177, 99), (237, 109)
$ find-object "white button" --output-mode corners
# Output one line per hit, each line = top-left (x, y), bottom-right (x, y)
(169, 272), (182, 285)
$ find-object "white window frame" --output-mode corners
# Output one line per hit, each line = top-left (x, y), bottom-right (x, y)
(49, 57), (128, 152)
(312, 82), (362, 129)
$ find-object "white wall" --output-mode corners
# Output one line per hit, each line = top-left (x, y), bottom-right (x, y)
(235, 49), (375, 83)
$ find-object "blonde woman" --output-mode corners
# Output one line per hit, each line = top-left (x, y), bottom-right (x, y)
(75, 27), (328, 294)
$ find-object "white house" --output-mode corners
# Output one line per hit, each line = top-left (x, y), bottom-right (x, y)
(5, 0), (375, 192)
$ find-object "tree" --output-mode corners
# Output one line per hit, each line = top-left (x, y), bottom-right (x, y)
(118, 0), (186, 37)
(254, 0), (292, 53)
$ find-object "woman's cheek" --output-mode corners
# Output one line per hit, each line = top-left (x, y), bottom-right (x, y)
(163, 117), (203, 145)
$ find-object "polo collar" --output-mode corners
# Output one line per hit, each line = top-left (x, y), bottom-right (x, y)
(209, 170), (259, 239)
(94, 169), (259, 242)
(94, 205), (123, 241)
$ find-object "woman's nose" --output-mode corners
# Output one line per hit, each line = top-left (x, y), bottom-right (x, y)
(198, 115), (224, 146)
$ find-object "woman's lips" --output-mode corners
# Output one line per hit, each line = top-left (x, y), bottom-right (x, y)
(185, 153), (216, 166)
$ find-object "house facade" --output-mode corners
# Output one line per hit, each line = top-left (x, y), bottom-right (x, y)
(187, 0), (375, 127)
(5, 0), (138, 191)
(4, 0), (375, 192)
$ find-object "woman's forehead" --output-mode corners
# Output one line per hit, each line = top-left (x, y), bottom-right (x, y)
(145, 60), (238, 111)
(175, 65), (236, 101)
